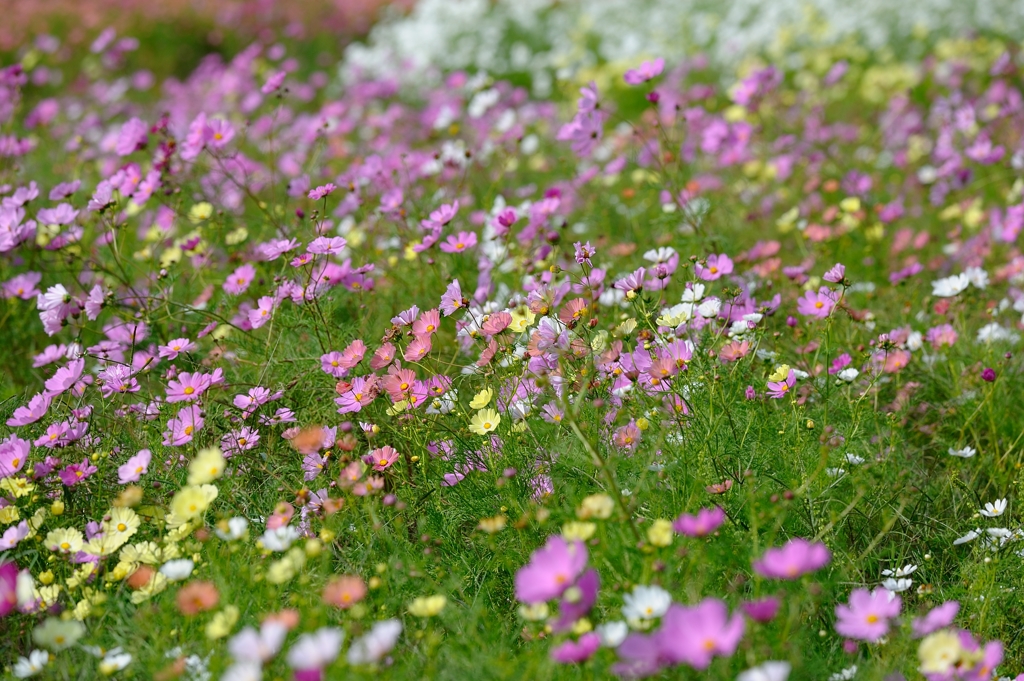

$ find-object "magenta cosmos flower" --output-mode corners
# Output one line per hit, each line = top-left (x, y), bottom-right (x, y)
(551, 632), (600, 664)
(753, 538), (831, 579)
(695, 254), (734, 281)
(657, 599), (745, 669)
(515, 535), (588, 604)
(672, 506), (726, 537)
(834, 587), (902, 641)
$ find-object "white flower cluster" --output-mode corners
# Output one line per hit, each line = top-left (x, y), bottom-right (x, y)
(342, 0), (1024, 90)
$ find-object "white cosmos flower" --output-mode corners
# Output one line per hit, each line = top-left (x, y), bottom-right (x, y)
(980, 498), (1007, 518)
(881, 577), (912, 593)
(13, 650), (49, 678)
(737, 661), (792, 681)
(215, 517), (249, 540)
(621, 584), (671, 622)
(845, 453), (865, 465)
(881, 564), (917, 577)
(837, 367), (860, 382)
(931, 273), (970, 298)
(597, 620), (629, 648)
(159, 558), (195, 582)
(287, 627), (344, 669)
(964, 266), (989, 289)
(948, 446), (976, 458)
(259, 526), (300, 552)
(346, 619), (402, 665)
(954, 529), (980, 545)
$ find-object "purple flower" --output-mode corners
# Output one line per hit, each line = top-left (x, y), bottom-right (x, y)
(624, 58), (665, 85)
(0, 520), (29, 551)
(912, 601), (959, 637)
(553, 569), (599, 632)
(551, 632), (600, 664)
(834, 587), (901, 642)
(741, 597), (780, 623)
(753, 538), (831, 579)
(672, 507), (726, 537)
(981, 367), (996, 382)
(514, 535), (588, 604)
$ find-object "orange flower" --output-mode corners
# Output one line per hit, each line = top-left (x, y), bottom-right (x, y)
(176, 580), (220, 615)
(323, 575), (367, 609)
(263, 608), (301, 630)
(127, 565), (155, 590)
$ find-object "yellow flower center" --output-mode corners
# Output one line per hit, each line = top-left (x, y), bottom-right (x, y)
(60, 542), (70, 550)
(183, 386), (195, 395)
(117, 523), (127, 532)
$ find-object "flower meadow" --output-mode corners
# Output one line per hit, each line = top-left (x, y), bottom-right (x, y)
(2, 12), (1024, 681)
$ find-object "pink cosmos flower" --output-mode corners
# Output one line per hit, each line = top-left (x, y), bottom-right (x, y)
(321, 351), (348, 379)
(0, 520), (29, 551)
(118, 449), (151, 484)
(835, 587), (901, 642)
(370, 343), (395, 370)
(308, 183), (337, 201)
(59, 458), (98, 486)
(912, 600), (959, 637)
(766, 369), (796, 399)
(233, 386), (277, 418)
(6, 393), (51, 427)
(308, 236), (347, 255)
(159, 338), (196, 360)
(624, 58), (665, 85)
(797, 287), (836, 319)
(222, 427), (260, 455)
(753, 538), (831, 579)
(440, 231), (478, 254)
(166, 372), (208, 403)
(338, 339), (367, 368)
(658, 599), (745, 669)
(2, 271), (41, 300)
(402, 335), (432, 362)
(364, 445), (400, 471)
(695, 254), (734, 281)
(551, 632), (601, 664)
(514, 535), (588, 604)
(0, 435), (30, 478)
(163, 405), (204, 446)
(0, 562), (17, 616)
(440, 279), (466, 316)
(823, 263), (846, 283)
(672, 506), (726, 537)
(249, 296), (276, 329)
(97, 365), (140, 397)
(224, 264), (256, 295)
(412, 309), (441, 337)
(44, 358), (84, 396)
(335, 376), (378, 414)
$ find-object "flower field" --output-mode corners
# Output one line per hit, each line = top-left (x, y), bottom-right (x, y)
(1, 5), (1024, 680)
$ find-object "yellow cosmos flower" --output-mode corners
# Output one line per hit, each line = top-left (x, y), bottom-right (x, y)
(646, 519), (673, 547)
(469, 408), (500, 435)
(408, 595), (447, 617)
(469, 388), (493, 409)
(188, 447), (225, 485)
(45, 527), (84, 554)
